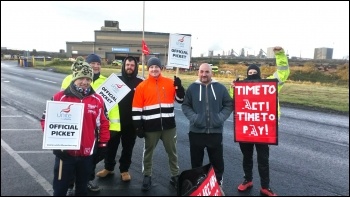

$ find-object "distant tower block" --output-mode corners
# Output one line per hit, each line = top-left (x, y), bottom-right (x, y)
(314, 47), (333, 59)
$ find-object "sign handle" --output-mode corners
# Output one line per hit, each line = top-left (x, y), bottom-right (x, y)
(58, 159), (63, 180)
(175, 68), (180, 89)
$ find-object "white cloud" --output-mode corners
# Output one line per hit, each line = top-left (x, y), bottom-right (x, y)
(1, 1), (349, 59)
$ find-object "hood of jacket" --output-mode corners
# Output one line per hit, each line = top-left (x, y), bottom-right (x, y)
(121, 56), (139, 79)
(193, 78), (219, 101)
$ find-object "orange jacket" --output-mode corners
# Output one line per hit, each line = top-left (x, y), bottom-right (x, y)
(132, 74), (183, 132)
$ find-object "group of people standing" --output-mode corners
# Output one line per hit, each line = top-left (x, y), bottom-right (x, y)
(40, 46), (289, 196)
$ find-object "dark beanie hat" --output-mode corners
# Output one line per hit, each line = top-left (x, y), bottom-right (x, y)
(86, 54), (101, 64)
(247, 64), (261, 76)
(147, 57), (162, 69)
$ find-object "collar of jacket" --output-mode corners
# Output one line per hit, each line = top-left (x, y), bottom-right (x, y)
(64, 83), (96, 97)
(147, 73), (164, 82)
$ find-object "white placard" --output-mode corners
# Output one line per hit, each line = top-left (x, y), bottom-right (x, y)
(42, 101), (84, 150)
(94, 73), (131, 111)
(167, 33), (192, 69)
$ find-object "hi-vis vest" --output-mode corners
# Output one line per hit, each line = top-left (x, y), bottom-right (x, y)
(61, 74), (121, 131)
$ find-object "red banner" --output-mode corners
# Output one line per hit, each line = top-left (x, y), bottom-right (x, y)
(189, 167), (223, 196)
(142, 39), (150, 55)
(234, 79), (278, 145)
(177, 164), (223, 196)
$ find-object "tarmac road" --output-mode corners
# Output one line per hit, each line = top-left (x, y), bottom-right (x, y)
(1, 60), (349, 196)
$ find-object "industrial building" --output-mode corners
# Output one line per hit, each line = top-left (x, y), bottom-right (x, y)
(314, 47), (333, 59)
(266, 47), (275, 58)
(66, 20), (189, 65)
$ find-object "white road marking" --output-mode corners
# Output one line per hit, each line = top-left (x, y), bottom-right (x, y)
(1, 139), (53, 196)
(16, 151), (52, 153)
(1, 129), (42, 131)
(35, 78), (57, 84)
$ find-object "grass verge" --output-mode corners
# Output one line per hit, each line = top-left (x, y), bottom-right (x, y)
(35, 64), (349, 116)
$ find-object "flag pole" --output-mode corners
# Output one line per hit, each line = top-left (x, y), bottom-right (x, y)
(142, 1), (145, 78)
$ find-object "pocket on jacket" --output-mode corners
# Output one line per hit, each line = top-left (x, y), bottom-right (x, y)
(193, 114), (206, 129)
(211, 113), (223, 128)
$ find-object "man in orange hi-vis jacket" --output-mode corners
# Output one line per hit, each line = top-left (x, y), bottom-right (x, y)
(132, 57), (185, 191)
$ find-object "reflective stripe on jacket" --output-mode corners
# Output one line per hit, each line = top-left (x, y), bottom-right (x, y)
(132, 74), (177, 132)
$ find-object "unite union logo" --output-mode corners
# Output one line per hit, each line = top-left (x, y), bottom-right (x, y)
(60, 104), (73, 113)
(115, 84), (125, 88)
(176, 35), (186, 47)
(57, 104), (73, 120)
(178, 35), (186, 42)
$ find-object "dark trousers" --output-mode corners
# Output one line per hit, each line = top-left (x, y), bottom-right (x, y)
(239, 143), (270, 188)
(53, 155), (93, 196)
(68, 146), (99, 189)
(189, 132), (224, 184)
(104, 124), (136, 172)
(90, 145), (103, 180)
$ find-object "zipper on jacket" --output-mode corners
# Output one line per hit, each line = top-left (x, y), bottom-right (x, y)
(156, 80), (164, 130)
(205, 85), (210, 134)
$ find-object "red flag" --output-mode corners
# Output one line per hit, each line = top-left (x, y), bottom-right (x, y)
(142, 40), (150, 55)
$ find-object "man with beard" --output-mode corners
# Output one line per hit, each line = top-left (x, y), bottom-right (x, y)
(96, 56), (144, 183)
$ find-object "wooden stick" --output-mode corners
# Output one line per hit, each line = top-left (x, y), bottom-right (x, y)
(175, 68), (179, 89)
(58, 159), (63, 180)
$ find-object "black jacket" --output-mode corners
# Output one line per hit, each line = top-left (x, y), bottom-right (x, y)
(117, 56), (144, 128)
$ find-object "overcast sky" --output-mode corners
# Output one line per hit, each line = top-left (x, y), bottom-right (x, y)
(1, 1), (349, 59)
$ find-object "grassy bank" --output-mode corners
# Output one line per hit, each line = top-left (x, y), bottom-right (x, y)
(34, 62), (349, 115)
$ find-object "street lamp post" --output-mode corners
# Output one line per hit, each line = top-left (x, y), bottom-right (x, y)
(164, 44), (167, 67)
(142, 1), (145, 78)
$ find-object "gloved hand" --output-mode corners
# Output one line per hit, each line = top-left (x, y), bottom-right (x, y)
(136, 128), (145, 138)
(174, 76), (182, 89)
(53, 150), (71, 160)
(97, 143), (108, 161)
(175, 85), (185, 98)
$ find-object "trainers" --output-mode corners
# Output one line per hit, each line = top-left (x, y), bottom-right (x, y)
(121, 172), (131, 182)
(237, 180), (253, 192)
(260, 188), (277, 196)
(170, 175), (179, 189)
(66, 187), (74, 196)
(141, 175), (152, 191)
(96, 169), (114, 178)
(87, 180), (100, 192)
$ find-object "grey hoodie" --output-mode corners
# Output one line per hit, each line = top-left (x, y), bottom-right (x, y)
(181, 79), (233, 134)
